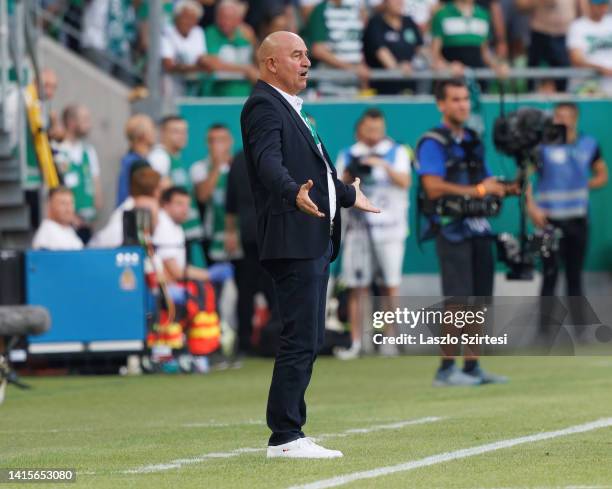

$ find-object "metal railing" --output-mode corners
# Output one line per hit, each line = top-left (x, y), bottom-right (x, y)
(32, 3), (145, 84)
(306, 66), (597, 82)
(189, 66), (598, 83)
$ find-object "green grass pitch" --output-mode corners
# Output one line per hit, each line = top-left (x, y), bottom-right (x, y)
(1, 356), (612, 489)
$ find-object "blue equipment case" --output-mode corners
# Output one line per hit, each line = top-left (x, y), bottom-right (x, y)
(26, 247), (148, 353)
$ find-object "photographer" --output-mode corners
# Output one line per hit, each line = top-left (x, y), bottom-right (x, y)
(335, 109), (411, 359)
(416, 78), (511, 386)
(527, 102), (608, 299)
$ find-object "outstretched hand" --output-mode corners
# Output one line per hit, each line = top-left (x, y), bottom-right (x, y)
(296, 180), (325, 218)
(352, 178), (381, 213)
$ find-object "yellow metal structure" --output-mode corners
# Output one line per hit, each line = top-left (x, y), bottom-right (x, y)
(24, 82), (59, 188)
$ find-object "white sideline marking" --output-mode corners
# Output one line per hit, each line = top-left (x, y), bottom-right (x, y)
(123, 416), (444, 474)
(181, 419), (265, 428)
(0, 419), (265, 434)
(590, 360), (612, 368)
(0, 427), (96, 434)
(474, 486), (612, 489)
(287, 418), (612, 489)
(315, 417), (443, 441)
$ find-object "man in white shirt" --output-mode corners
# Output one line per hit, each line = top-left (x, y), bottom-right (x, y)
(89, 167), (161, 249)
(567, 0), (612, 95)
(32, 187), (84, 251)
(154, 187), (211, 283)
(161, 0), (211, 96)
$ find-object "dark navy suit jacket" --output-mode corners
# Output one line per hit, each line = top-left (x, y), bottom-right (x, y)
(240, 80), (356, 262)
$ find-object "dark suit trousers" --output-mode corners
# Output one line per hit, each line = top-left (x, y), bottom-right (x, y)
(263, 240), (333, 446)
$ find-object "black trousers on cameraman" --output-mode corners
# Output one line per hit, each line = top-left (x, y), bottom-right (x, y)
(539, 217), (589, 339)
(540, 217), (588, 297)
(435, 235), (495, 297)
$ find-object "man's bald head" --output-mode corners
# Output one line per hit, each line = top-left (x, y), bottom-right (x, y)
(257, 31), (311, 95)
(258, 31), (299, 64)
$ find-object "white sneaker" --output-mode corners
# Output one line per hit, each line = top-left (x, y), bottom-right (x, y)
(379, 341), (399, 357)
(333, 341), (361, 360)
(267, 437), (343, 459)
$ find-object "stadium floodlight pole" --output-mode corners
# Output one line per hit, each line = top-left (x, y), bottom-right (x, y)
(146, 0), (162, 121)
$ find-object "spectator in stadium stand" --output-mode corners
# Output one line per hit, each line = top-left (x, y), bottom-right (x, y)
(89, 167), (162, 249)
(131, 0), (174, 62)
(515, 0), (588, 92)
(32, 187), (84, 251)
(245, 0), (297, 38)
(499, 0), (530, 62)
(81, 0), (138, 84)
(439, 0), (508, 58)
(161, 0), (213, 96)
(54, 105), (103, 245)
(190, 124), (238, 266)
(255, 9), (292, 43)
(430, 0), (509, 80)
(401, 0), (439, 34)
(362, 0), (424, 94)
(481, 1), (508, 58)
(299, 0), (322, 22)
(203, 0), (260, 96)
(302, 0), (371, 95)
(148, 116), (205, 245)
(43, 0), (83, 52)
(116, 114), (157, 207)
(567, 0), (612, 96)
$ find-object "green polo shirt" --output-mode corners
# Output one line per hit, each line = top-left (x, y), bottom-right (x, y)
(203, 25), (253, 97)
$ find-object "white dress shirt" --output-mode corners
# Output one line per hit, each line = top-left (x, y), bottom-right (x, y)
(269, 83), (337, 222)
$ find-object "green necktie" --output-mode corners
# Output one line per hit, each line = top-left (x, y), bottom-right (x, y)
(300, 108), (321, 146)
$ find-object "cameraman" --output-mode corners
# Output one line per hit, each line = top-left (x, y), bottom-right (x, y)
(416, 78), (510, 386)
(527, 102), (608, 299)
(335, 108), (411, 359)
